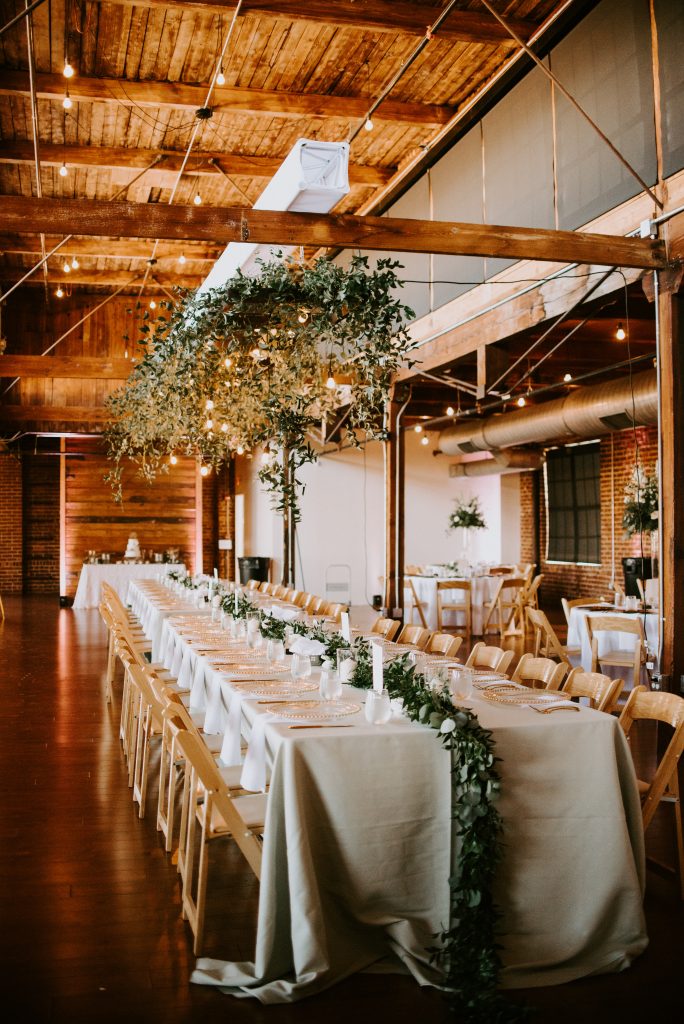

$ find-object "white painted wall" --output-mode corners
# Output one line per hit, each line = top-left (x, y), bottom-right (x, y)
(238, 435), (524, 598)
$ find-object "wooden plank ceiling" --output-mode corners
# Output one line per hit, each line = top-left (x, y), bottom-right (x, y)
(3, 0), (641, 438)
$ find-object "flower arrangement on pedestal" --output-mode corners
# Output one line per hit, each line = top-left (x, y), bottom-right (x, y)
(447, 496), (487, 561)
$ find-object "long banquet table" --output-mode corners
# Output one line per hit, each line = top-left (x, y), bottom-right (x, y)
(131, 581), (648, 1001)
(72, 561), (185, 609)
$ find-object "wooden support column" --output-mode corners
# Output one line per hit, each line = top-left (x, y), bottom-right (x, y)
(59, 437), (67, 605)
(194, 462), (203, 576)
(383, 386), (409, 619)
(657, 277), (684, 691)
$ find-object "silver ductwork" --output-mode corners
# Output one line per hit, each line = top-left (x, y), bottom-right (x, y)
(438, 369), (657, 455)
(449, 448), (545, 476)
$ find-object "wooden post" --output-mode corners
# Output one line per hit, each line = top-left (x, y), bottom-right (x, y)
(59, 437), (67, 604)
(383, 386), (408, 619)
(657, 279), (684, 691)
(194, 461), (203, 576)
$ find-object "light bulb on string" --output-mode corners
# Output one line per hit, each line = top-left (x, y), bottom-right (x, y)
(563, 372), (572, 383)
(420, 435), (429, 446)
(200, 465), (210, 477)
(62, 89), (72, 110)
(70, 256), (79, 270)
(326, 375), (336, 389)
(193, 192), (202, 206)
(224, 357), (232, 369)
(236, 445), (245, 456)
(63, 260), (71, 273)
(59, 163), (68, 178)
(615, 322), (626, 341)
(205, 419), (213, 430)
(178, 252), (187, 265)
(414, 424), (423, 433)
(516, 395), (526, 408)
(205, 399), (214, 410)
(63, 58), (74, 79)
(55, 286), (64, 298)
(364, 116), (374, 132)
(149, 299), (156, 310)
(216, 66), (225, 86)
(446, 406), (455, 416)
(169, 454), (178, 466)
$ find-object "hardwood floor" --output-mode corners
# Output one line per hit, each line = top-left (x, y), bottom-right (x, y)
(0, 596), (681, 1023)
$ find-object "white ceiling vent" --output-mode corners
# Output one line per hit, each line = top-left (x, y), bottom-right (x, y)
(197, 139), (350, 294)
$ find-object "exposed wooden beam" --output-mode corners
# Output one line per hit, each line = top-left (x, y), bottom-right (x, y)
(0, 235), (219, 260)
(0, 355), (132, 379)
(101, 0), (537, 43)
(0, 70), (451, 127)
(0, 140), (394, 188)
(0, 266), (204, 288)
(0, 197), (666, 270)
(0, 405), (111, 424)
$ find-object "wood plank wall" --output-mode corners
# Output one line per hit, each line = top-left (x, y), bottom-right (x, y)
(63, 438), (199, 598)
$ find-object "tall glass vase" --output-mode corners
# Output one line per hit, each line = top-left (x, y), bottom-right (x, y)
(459, 527), (470, 564)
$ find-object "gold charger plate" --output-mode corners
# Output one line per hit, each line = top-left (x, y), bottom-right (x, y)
(226, 663), (291, 678)
(261, 699), (361, 720)
(482, 688), (568, 705)
(232, 679), (317, 697)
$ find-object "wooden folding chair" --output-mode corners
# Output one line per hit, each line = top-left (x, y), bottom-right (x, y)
(526, 607), (574, 666)
(404, 576), (428, 629)
(562, 668), (624, 714)
(436, 580), (471, 635)
(175, 728), (267, 953)
(619, 687), (684, 898)
(560, 597), (604, 659)
(481, 577), (526, 637)
(511, 653), (568, 691)
(370, 617), (401, 641)
(395, 624), (431, 650)
(586, 614), (645, 691)
(465, 642), (514, 675)
(425, 632), (463, 659)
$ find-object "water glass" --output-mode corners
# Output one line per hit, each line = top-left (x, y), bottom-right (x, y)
(266, 638), (285, 664)
(337, 648), (356, 683)
(246, 611), (260, 635)
(365, 688), (392, 725)
(247, 627), (263, 650)
(291, 653), (312, 680)
(319, 667), (343, 701)
(450, 667), (473, 702)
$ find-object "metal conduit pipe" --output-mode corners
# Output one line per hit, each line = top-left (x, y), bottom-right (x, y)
(438, 369), (658, 455)
(448, 448), (545, 476)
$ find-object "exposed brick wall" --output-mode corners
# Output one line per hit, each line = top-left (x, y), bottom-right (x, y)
(22, 455), (60, 594)
(522, 427), (659, 606)
(0, 454), (23, 593)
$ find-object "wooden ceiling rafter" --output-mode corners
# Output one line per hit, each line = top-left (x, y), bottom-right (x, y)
(97, 0), (540, 44)
(0, 69), (452, 126)
(0, 196), (665, 270)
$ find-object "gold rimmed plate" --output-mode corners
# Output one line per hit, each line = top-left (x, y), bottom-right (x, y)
(482, 688), (570, 705)
(232, 679), (318, 697)
(224, 663), (291, 678)
(261, 699), (361, 720)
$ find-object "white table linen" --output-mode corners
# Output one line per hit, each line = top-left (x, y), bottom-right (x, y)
(72, 562), (185, 609)
(134, 592), (647, 1001)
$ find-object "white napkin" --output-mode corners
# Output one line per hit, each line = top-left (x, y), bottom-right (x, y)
(289, 636), (326, 656)
(240, 714), (274, 793)
(189, 657), (207, 711)
(270, 605), (300, 622)
(219, 690), (244, 766)
(526, 699), (579, 713)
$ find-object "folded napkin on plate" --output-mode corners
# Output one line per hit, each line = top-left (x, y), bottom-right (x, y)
(289, 636), (326, 656)
(270, 605), (300, 622)
(526, 699), (579, 713)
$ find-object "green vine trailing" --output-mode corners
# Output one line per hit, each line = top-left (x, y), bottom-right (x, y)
(104, 255), (414, 522)
(195, 583), (524, 1022)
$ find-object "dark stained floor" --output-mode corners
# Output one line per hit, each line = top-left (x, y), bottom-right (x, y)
(0, 595), (681, 1023)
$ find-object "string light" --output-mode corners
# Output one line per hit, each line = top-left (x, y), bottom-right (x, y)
(55, 286), (64, 298)
(516, 395), (526, 408)
(364, 116), (374, 132)
(62, 89), (72, 110)
(236, 445), (245, 455)
(615, 322), (626, 340)
(193, 192), (202, 206)
(169, 454), (178, 465)
(63, 260), (71, 273)
(446, 406), (455, 416)
(420, 435), (429, 446)
(563, 372), (572, 383)
(59, 163), (68, 177)
(149, 299), (156, 309)
(71, 257), (79, 270)
(414, 424), (423, 433)
(224, 357), (232, 369)
(63, 58), (74, 79)
(216, 67), (226, 86)
(178, 253), (187, 265)
(200, 465), (210, 476)
(205, 398), (214, 410)
(205, 418), (213, 430)
(326, 375), (336, 389)
(220, 422), (228, 432)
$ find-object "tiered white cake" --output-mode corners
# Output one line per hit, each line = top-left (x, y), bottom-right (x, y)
(124, 533), (141, 560)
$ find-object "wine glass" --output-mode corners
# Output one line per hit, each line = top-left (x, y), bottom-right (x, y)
(291, 653), (312, 680)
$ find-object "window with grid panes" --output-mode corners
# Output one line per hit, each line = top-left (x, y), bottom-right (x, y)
(545, 442), (601, 563)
